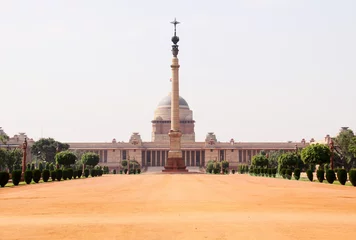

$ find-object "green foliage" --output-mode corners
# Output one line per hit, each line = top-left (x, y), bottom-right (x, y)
(103, 166), (109, 174)
(84, 169), (89, 178)
(49, 163), (55, 171)
(293, 168), (301, 180)
(39, 162), (43, 172)
(56, 169), (62, 181)
(306, 169), (313, 181)
(73, 170), (78, 179)
(221, 160), (229, 170)
(278, 152), (299, 173)
(31, 138), (69, 163)
(50, 170), (56, 181)
(285, 169), (292, 180)
(268, 150), (284, 168)
(0, 148), (22, 173)
(213, 162), (221, 174)
(272, 168), (277, 177)
(78, 169), (83, 178)
(62, 169), (68, 180)
(67, 168), (73, 180)
(113, 169), (117, 174)
(55, 151), (77, 167)
(137, 169), (141, 174)
(31, 164), (35, 170)
(0, 171), (10, 187)
(252, 154), (268, 168)
(81, 152), (100, 167)
(11, 170), (22, 186)
(326, 169), (336, 184)
(301, 143), (331, 166)
(45, 162), (50, 170)
(316, 169), (324, 183)
(42, 169), (50, 182)
(33, 169), (41, 183)
(24, 170), (33, 184)
(349, 169), (356, 186)
(90, 169), (96, 177)
(334, 128), (356, 170)
(337, 169), (347, 185)
(280, 169), (286, 178)
(206, 161), (214, 173)
(232, 169), (235, 174)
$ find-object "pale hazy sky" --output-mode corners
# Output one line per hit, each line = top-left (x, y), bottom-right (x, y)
(1, 0), (355, 143)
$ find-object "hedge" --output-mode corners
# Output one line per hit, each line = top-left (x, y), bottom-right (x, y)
(33, 169), (41, 183)
(349, 169), (356, 187)
(316, 170), (324, 183)
(78, 169), (83, 178)
(56, 169), (63, 181)
(62, 169), (68, 180)
(84, 169), (89, 178)
(285, 169), (292, 180)
(0, 171), (10, 187)
(50, 170), (56, 181)
(337, 169), (347, 185)
(12, 170), (22, 186)
(326, 169), (336, 184)
(42, 169), (50, 182)
(306, 169), (313, 182)
(67, 168), (73, 180)
(293, 168), (301, 180)
(24, 170), (33, 184)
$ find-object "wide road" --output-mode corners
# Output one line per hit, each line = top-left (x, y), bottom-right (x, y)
(1, 174), (355, 240)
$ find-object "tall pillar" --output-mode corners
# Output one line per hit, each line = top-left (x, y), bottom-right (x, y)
(163, 18), (188, 172)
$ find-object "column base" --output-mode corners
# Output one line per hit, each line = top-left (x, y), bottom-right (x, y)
(162, 157), (188, 173)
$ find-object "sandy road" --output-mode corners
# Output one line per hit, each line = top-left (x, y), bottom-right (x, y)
(0, 174), (355, 240)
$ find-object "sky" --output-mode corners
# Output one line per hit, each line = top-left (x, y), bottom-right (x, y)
(1, 0), (355, 143)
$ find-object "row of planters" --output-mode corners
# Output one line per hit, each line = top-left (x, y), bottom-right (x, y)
(304, 168), (356, 186)
(206, 160), (230, 174)
(249, 167), (278, 177)
(112, 168), (142, 174)
(0, 168), (104, 187)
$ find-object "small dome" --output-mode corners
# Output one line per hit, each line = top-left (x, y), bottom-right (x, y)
(157, 93), (189, 109)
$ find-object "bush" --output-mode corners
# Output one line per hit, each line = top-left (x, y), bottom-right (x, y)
(24, 170), (33, 184)
(84, 169), (89, 178)
(67, 168), (73, 180)
(78, 169), (83, 178)
(0, 171), (10, 187)
(11, 170), (22, 186)
(33, 169), (41, 183)
(293, 168), (301, 180)
(50, 170), (56, 181)
(56, 169), (63, 181)
(124, 169), (128, 174)
(120, 170), (123, 174)
(73, 170), (78, 179)
(90, 169), (96, 177)
(42, 169), (50, 182)
(137, 169), (141, 174)
(98, 169), (103, 176)
(285, 169), (292, 180)
(337, 169), (347, 185)
(63, 169), (69, 180)
(306, 169), (313, 182)
(326, 169), (336, 184)
(272, 168), (277, 177)
(349, 169), (356, 187)
(232, 169), (235, 174)
(113, 169), (117, 174)
(281, 169), (286, 178)
(316, 169), (324, 183)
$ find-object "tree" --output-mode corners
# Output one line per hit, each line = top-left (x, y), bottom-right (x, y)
(350, 137), (356, 157)
(2, 148), (22, 172)
(278, 152), (299, 172)
(31, 138), (69, 163)
(333, 128), (356, 171)
(0, 134), (9, 145)
(252, 154), (268, 168)
(221, 160), (229, 170)
(55, 150), (77, 167)
(268, 150), (284, 168)
(81, 152), (99, 167)
(0, 148), (6, 171)
(301, 143), (331, 167)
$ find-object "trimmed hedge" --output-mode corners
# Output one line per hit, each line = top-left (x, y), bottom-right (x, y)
(137, 169), (141, 174)
(326, 169), (336, 184)
(42, 169), (50, 182)
(50, 170), (56, 181)
(78, 169), (83, 178)
(272, 168), (277, 177)
(62, 169), (68, 180)
(0, 171), (10, 187)
(232, 169), (235, 174)
(67, 168), (73, 180)
(113, 169), (117, 174)
(337, 169), (347, 185)
(56, 169), (63, 181)
(84, 169), (89, 178)
(24, 170), (33, 184)
(90, 169), (96, 177)
(73, 170), (78, 179)
(285, 169), (292, 180)
(293, 168), (301, 180)
(306, 169), (313, 182)
(281, 169), (286, 179)
(349, 169), (356, 187)
(33, 169), (41, 183)
(316, 170), (324, 183)
(12, 170), (22, 186)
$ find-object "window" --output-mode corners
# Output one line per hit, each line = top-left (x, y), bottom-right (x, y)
(122, 150), (127, 160)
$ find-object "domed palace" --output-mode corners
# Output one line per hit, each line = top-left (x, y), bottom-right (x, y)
(0, 92), (315, 171)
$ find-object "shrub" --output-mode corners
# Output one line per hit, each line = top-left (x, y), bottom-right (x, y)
(281, 169), (286, 178)
(98, 169), (103, 176)
(78, 169), (83, 178)
(50, 170), (56, 181)
(293, 168), (301, 180)
(90, 169), (96, 177)
(124, 169), (128, 174)
(137, 169), (141, 174)
(73, 170), (78, 179)
(56, 169), (63, 181)
(0, 171), (10, 187)
(42, 169), (50, 182)
(62, 169), (68, 180)
(349, 169), (356, 187)
(113, 169), (117, 174)
(67, 168), (73, 180)
(24, 170), (33, 184)
(316, 169), (324, 183)
(285, 169), (292, 180)
(33, 169), (41, 183)
(11, 170), (22, 186)
(272, 168), (277, 177)
(232, 169), (235, 174)
(337, 169), (347, 185)
(306, 169), (313, 182)
(31, 164), (35, 171)
(84, 169), (89, 178)
(326, 169), (336, 184)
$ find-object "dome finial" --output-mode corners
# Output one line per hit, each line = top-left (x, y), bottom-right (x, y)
(170, 18), (180, 57)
